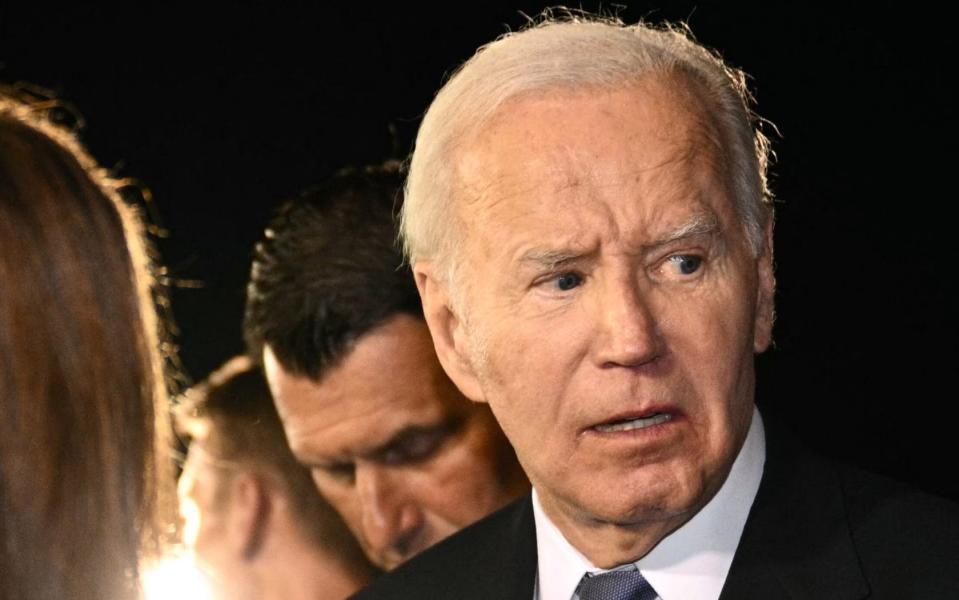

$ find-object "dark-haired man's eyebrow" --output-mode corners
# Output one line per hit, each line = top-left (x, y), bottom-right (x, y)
(367, 420), (462, 464)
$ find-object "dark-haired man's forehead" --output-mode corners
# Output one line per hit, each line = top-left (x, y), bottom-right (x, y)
(284, 379), (462, 463)
(294, 414), (463, 469)
(264, 315), (470, 462)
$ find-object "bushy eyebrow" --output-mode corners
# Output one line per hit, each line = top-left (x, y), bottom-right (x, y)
(647, 211), (721, 250)
(518, 247), (596, 270)
(307, 420), (458, 469)
(516, 211), (720, 270)
(366, 422), (454, 463)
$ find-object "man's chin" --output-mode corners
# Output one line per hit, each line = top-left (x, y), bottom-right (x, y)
(373, 556), (402, 572)
(558, 479), (705, 530)
(366, 551), (401, 572)
(585, 499), (692, 529)
(374, 547), (427, 572)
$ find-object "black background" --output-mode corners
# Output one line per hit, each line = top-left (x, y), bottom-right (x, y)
(2, 3), (956, 501)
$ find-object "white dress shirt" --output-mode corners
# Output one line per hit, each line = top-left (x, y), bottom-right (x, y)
(533, 408), (766, 600)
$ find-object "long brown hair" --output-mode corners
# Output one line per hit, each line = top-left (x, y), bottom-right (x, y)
(0, 90), (175, 599)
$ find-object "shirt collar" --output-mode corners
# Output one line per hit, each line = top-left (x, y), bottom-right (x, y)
(533, 408), (766, 600)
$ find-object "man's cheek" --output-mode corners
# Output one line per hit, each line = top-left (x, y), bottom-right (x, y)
(319, 486), (357, 521)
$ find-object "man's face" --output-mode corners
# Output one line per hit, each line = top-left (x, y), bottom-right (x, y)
(444, 75), (774, 546)
(264, 315), (527, 570)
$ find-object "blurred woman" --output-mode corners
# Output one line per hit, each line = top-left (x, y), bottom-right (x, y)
(0, 89), (175, 600)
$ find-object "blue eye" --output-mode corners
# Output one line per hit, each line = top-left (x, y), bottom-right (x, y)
(555, 272), (583, 291)
(669, 255), (702, 275)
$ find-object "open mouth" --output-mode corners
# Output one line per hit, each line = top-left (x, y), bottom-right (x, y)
(592, 412), (673, 433)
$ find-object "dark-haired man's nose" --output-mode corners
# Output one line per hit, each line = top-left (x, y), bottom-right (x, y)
(355, 463), (426, 569)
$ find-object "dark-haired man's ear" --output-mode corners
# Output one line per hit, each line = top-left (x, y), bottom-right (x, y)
(414, 262), (485, 403)
(227, 472), (270, 560)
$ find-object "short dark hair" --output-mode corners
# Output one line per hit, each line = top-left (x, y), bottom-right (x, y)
(244, 161), (420, 380)
(175, 356), (371, 570)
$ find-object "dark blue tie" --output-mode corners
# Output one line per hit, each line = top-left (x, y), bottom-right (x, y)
(576, 567), (658, 600)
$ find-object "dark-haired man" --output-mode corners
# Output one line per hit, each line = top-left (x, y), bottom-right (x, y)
(175, 356), (377, 600)
(244, 163), (529, 571)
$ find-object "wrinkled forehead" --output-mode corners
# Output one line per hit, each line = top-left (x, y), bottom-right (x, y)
(450, 73), (733, 236)
(264, 316), (476, 457)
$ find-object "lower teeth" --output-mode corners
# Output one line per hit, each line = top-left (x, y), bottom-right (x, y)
(595, 413), (671, 433)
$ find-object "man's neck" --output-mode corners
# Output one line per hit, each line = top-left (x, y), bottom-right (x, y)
(258, 546), (361, 600)
(255, 510), (370, 600)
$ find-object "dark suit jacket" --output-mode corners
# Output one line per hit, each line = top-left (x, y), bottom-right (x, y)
(354, 425), (959, 599)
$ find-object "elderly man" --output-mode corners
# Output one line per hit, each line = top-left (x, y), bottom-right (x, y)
(175, 356), (377, 600)
(355, 16), (959, 600)
(244, 163), (529, 571)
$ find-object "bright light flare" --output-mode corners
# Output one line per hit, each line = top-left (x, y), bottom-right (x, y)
(142, 552), (216, 600)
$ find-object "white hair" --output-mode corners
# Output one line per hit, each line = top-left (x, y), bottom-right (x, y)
(402, 13), (774, 293)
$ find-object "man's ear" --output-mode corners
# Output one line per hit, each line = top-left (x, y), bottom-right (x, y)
(753, 215), (777, 353)
(414, 261), (485, 402)
(226, 472), (270, 561)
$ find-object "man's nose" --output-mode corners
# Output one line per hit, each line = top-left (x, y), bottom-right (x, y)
(355, 463), (425, 561)
(591, 274), (665, 368)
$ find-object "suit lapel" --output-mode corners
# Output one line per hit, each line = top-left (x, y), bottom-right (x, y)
(426, 495), (538, 600)
(486, 495), (538, 600)
(354, 495), (538, 600)
(720, 422), (870, 600)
